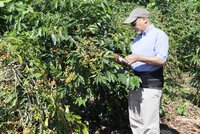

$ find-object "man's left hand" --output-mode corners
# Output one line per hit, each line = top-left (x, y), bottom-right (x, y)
(125, 54), (139, 66)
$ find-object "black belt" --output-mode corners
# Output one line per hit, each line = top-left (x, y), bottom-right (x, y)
(134, 67), (164, 88)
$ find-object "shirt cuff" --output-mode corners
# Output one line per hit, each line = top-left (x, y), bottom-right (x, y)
(156, 53), (168, 62)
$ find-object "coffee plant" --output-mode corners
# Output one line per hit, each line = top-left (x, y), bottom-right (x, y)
(0, 0), (140, 133)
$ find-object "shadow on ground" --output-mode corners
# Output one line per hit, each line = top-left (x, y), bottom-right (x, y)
(91, 123), (180, 134)
(160, 123), (180, 134)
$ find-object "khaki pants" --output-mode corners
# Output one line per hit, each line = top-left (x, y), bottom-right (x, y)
(128, 88), (162, 134)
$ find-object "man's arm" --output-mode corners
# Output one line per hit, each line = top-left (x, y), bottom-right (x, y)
(125, 54), (166, 66)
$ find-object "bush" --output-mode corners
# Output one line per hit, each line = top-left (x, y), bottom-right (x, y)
(0, 0), (140, 133)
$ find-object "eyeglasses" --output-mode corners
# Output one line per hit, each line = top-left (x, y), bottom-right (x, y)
(131, 18), (140, 27)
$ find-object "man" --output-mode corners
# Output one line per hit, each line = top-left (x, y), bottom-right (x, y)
(115, 7), (169, 133)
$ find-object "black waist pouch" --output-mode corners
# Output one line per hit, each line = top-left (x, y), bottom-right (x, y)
(134, 67), (164, 88)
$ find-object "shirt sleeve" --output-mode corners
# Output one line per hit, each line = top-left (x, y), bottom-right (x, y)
(154, 31), (169, 62)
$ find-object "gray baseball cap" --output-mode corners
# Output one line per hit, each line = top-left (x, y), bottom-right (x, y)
(123, 7), (150, 25)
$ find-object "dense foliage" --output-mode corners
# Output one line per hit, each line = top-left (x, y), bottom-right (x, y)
(0, 0), (199, 133)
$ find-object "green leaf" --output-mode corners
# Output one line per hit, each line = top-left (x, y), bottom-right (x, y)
(18, 54), (23, 64)
(4, 93), (17, 108)
(0, 91), (6, 98)
(82, 126), (89, 134)
(75, 97), (86, 106)
(4, 94), (15, 104)
(0, 2), (5, 7)
(10, 96), (17, 108)
(117, 73), (127, 84)
(34, 73), (42, 78)
(45, 117), (49, 127)
(0, 0), (11, 7)
(129, 76), (141, 89)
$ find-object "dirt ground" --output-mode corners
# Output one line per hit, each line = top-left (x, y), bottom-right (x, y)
(160, 102), (200, 134)
(93, 102), (200, 134)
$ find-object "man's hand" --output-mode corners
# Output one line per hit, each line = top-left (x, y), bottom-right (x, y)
(114, 54), (126, 64)
(125, 54), (139, 66)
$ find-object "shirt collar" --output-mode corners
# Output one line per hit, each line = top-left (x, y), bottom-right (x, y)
(142, 24), (154, 36)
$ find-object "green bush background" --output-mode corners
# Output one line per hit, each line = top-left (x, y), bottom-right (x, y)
(0, 0), (199, 133)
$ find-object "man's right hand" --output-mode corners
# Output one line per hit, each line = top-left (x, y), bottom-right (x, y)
(114, 54), (126, 64)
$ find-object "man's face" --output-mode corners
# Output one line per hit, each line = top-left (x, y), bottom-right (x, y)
(131, 17), (146, 34)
